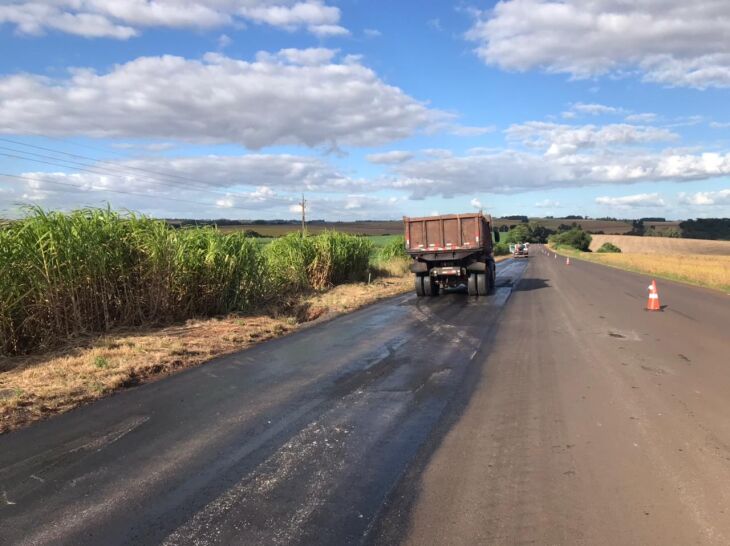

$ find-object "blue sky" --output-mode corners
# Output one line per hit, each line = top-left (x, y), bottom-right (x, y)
(1, 0), (729, 220)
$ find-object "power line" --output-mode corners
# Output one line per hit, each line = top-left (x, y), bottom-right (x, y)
(0, 171), (263, 213)
(0, 138), (297, 205)
(0, 146), (251, 199)
(0, 137), (301, 214)
(0, 137), (211, 187)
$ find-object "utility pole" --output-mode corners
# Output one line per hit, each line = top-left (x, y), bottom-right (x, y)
(299, 194), (307, 235)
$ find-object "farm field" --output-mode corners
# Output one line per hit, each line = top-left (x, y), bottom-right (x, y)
(215, 218), (681, 237)
(553, 235), (730, 292)
(590, 234), (730, 255)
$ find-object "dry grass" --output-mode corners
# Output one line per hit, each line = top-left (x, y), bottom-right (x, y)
(588, 254), (730, 292)
(552, 237), (730, 292)
(590, 234), (730, 255)
(0, 274), (411, 433)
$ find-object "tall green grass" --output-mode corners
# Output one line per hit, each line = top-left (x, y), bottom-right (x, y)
(0, 208), (374, 356)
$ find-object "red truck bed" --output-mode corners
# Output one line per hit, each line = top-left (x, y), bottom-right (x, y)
(403, 213), (491, 254)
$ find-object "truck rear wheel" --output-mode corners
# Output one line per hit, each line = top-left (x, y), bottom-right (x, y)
(423, 275), (439, 296)
(467, 273), (478, 296)
(477, 272), (488, 296)
(415, 275), (425, 297)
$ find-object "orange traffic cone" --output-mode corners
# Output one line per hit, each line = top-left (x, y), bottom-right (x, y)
(646, 280), (661, 311)
(566, 257), (570, 265)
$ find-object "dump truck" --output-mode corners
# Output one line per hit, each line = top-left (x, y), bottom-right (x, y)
(403, 212), (499, 297)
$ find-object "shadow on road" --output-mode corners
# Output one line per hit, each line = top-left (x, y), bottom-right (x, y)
(513, 278), (551, 292)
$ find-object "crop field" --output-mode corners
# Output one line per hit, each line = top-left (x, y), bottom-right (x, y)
(0, 208), (387, 357)
(555, 235), (730, 292)
(217, 221), (403, 236)
(216, 218), (680, 237)
(589, 253), (730, 292)
(589, 234), (730, 255)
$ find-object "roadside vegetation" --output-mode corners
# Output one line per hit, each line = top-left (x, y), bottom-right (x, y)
(0, 208), (398, 357)
(0, 208), (416, 431)
(596, 242), (621, 253)
(548, 227), (592, 251)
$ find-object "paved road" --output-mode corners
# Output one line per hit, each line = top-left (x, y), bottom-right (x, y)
(1, 252), (728, 545)
(0, 260), (527, 545)
(376, 248), (730, 545)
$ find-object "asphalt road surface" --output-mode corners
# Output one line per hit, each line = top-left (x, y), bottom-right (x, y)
(1, 252), (729, 545)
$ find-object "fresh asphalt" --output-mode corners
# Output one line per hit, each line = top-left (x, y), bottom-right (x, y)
(2, 253), (729, 545)
(0, 260), (527, 545)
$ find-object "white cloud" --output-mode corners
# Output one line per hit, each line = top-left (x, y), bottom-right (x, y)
(535, 199), (561, 208)
(709, 122), (730, 129)
(341, 194), (399, 211)
(0, 161), (407, 219)
(470, 198), (482, 209)
(678, 189), (730, 206)
(389, 149), (730, 198)
(506, 122), (677, 157)
(366, 151), (414, 165)
(0, 50), (437, 148)
(467, 0), (730, 88)
(567, 103), (623, 117)
(363, 28), (381, 38)
(625, 113), (658, 123)
(595, 193), (665, 208)
(0, 0), (346, 39)
(308, 23), (348, 37)
(217, 34), (232, 49)
(421, 148), (453, 159)
(448, 125), (496, 137)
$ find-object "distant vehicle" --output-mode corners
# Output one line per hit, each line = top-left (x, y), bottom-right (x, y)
(403, 213), (499, 297)
(510, 242), (529, 258)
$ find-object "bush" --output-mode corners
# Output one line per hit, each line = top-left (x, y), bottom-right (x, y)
(493, 242), (511, 256)
(549, 227), (592, 251)
(596, 242), (621, 253)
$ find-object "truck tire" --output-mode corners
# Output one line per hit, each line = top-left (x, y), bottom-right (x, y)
(415, 275), (425, 297)
(423, 275), (439, 297)
(467, 273), (478, 296)
(489, 263), (496, 294)
(477, 272), (488, 296)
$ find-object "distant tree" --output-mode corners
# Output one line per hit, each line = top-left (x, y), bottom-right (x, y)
(549, 227), (592, 251)
(679, 218), (730, 240)
(526, 221), (555, 243)
(503, 223), (531, 243)
(501, 215), (529, 223)
(627, 219), (645, 236)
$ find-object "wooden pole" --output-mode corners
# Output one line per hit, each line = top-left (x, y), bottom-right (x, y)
(300, 194), (307, 235)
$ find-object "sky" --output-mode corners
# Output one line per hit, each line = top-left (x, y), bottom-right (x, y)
(1, 0), (729, 221)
